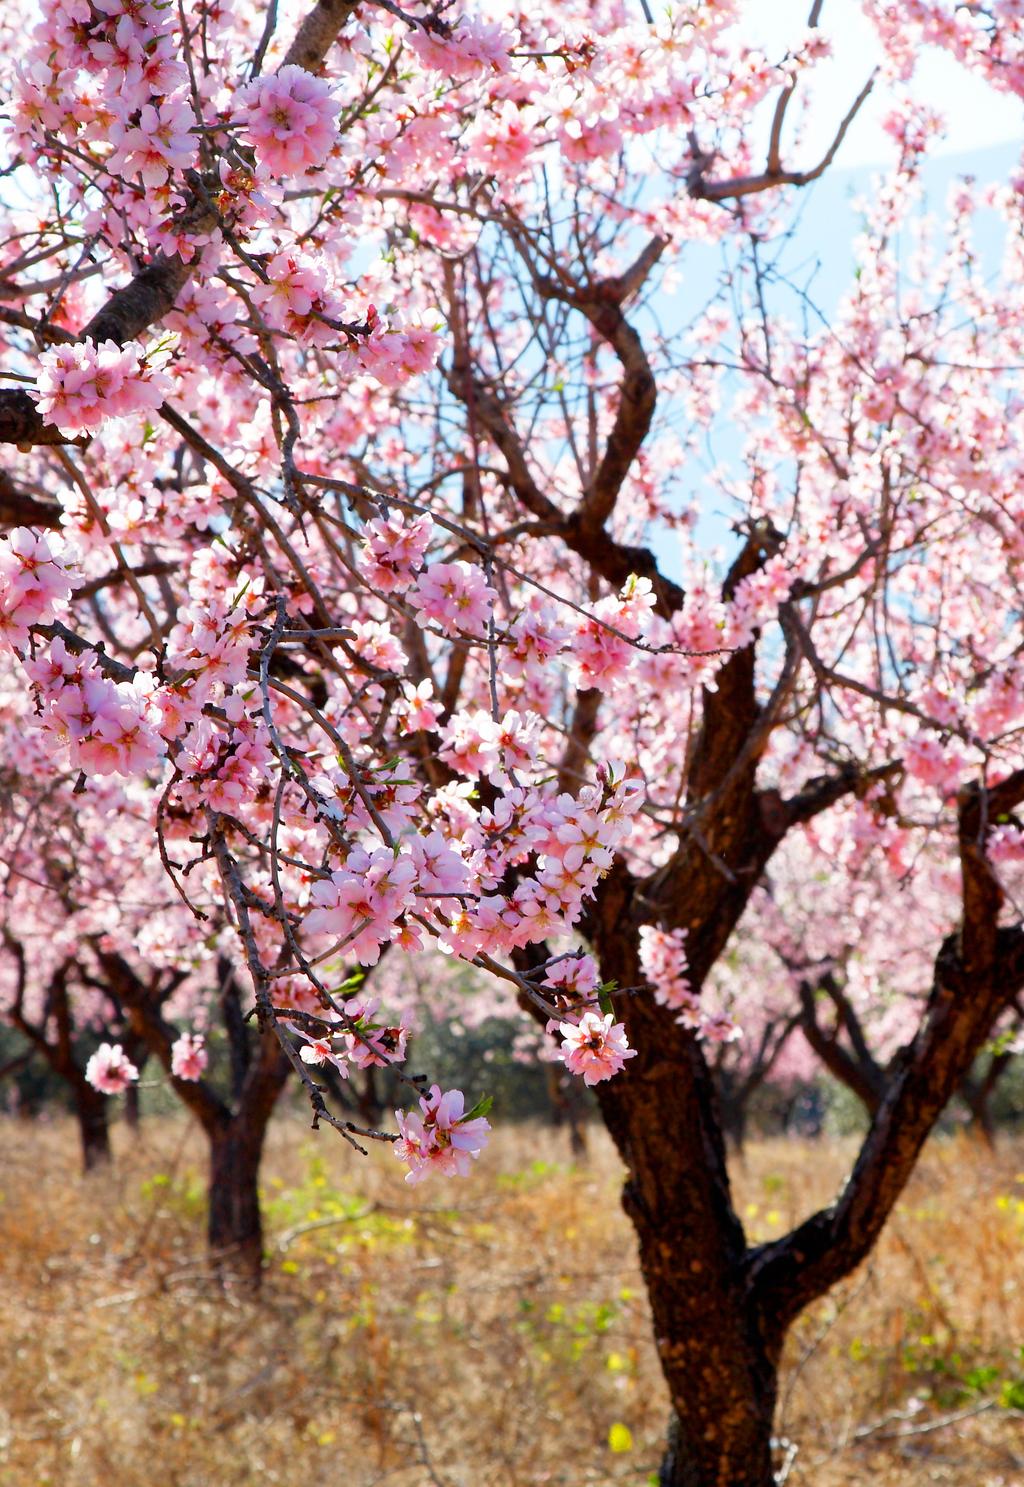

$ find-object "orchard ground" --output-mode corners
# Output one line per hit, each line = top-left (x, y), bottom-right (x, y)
(1, 1118), (1022, 1487)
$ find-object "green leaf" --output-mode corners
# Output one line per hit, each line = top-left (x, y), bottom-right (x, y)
(598, 980), (617, 1017)
(461, 1094), (493, 1123)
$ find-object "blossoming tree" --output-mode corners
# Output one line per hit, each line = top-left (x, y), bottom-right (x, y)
(4, 0), (1024, 1481)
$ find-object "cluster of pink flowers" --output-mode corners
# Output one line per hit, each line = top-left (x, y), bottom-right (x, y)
(356, 324), (443, 388)
(904, 733), (966, 793)
(572, 576), (657, 689)
(304, 847), (418, 965)
(172, 712), (272, 815)
(85, 1042), (139, 1095)
(437, 708), (540, 781)
(406, 15), (513, 78)
(505, 604), (570, 679)
(410, 560), (497, 637)
(291, 994), (411, 1076)
(35, 339), (170, 438)
(236, 64), (340, 177)
(251, 251), (345, 346)
(0, 528), (73, 652)
(465, 100), (542, 182)
(393, 1085), (491, 1183)
(725, 555), (796, 649)
(639, 925), (740, 1044)
(163, 567), (262, 708)
(25, 638), (163, 778)
(170, 1032), (208, 1082)
(639, 926), (692, 1009)
(105, 95), (196, 189)
(557, 1011), (636, 1085)
(359, 511), (434, 594)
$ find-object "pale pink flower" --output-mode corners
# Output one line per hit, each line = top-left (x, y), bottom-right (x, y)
(360, 511), (434, 594)
(35, 338), (170, 437)
(557, 1011), (636, 1085)
(393, 1085), (490, 1183)
(237, 64), (340, 177)
(410, 560), (496, 636)
(170, 1032), (208, 1081)
(296, 1029), (349, 1075)
(85, 1042), (139, 1095)
(106, 95), (195, 188)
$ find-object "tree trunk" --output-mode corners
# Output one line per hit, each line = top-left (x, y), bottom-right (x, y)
(659, 1396), (776, 1487)
(74, 1081), (112, 1172)
(207, 1120), (266, 1288)
(619, 1079), (780, 1487)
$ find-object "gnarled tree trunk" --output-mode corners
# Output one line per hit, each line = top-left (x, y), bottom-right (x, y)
(579, 703), (1024, 1486)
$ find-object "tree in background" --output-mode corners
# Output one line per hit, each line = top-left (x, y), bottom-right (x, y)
(4, 1), (1024, 1481)
(721, 828), (1023, 1142)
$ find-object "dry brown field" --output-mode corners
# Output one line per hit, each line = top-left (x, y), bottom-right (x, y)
(0, 1115), (1021, 1487)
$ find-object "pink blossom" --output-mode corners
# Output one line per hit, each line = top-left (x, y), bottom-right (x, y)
(296, 1029), (349, 1075)
(340, 996), (410, 1069)
(439, 710), (499, 778)
(35, 338), (170, 437)
(411, 561), (496, 636)
(393, 1085), (490, 1183)
(304, 848), (417, 965)
(85, 1042), (139, 1095)
(410, 829), (470, 895)
(360, 511), (434, 594)
(396, 679), (441, 732)
(557, 1011), (636, 1085)
(544, 953), (600, 999)
(237, 65), (340, 177)
(639, 926), (692, 1009)
(251, 251), (344, 345)
(465, 101), (541, 181)
(106, 95), (196, 188)
(357, 324), (442, 387)
(407, 16), (513, 78)
(170, 1032), (208, 1081)
(0, 528), (73, 651)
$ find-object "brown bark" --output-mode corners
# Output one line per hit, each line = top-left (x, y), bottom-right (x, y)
(72, 1077), (112, 1171)
(208, 1122), (265, 1280)
(796, 973), (886, 1114)
(585, 872), (780, 1487)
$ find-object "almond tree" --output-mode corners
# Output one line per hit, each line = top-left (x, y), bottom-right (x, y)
(3, 2), (1024, 1482)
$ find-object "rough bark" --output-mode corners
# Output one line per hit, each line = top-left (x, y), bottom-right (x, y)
(585, 867), (780, 1487)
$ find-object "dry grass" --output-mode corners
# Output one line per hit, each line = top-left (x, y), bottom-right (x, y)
(0, 1116), (1022, 1487)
